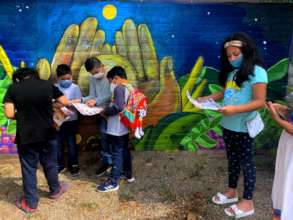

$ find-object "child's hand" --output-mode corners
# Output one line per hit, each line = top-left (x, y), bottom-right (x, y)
(218, 105), (238, 116)
(86, 99), (96, 107)
(267, 102), (281, 120)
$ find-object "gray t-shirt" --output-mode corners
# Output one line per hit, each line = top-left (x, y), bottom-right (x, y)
(105, 85), (129, 136)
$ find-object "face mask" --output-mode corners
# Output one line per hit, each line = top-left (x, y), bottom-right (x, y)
(110, 83), (117, 93)
(59, 80), (72, 88)
(92, 72), (104, 79)
(229, 55), (243, 68)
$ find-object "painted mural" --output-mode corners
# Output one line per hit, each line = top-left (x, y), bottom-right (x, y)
(0, 1), (292, 154)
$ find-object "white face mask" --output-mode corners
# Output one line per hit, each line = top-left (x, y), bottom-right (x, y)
(110, 83), (117, 93)
(92, 72), (104, 79)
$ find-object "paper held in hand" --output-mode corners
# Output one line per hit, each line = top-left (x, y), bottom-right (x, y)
(186, 90), (221, 110)
(72, 103), (103, 116)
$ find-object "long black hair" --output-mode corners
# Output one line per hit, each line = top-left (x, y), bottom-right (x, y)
(218, 32), (263, 87)
(12, 68), (40, 83)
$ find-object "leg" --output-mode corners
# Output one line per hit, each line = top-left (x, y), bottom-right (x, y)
(97, 116), (112, 166)
(17, 144), (40, 209)
(239, 134), (256, 200)
(56, 125), (66, 172)
(122, 134), (132, 178)
(223, 129), (241, 193)
(39, 139), (60, 194)
(110, 135), (124, 184)
(64, 121), (79, 172)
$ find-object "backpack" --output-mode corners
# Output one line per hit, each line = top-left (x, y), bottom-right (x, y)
(120, 84), (147, 138)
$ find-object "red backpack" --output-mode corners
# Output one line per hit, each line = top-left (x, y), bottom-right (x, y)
(120, 84), (147, 138)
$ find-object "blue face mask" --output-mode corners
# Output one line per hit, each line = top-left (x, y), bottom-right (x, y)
(229, 55), (243, 68)
(59, 80), (72, 88)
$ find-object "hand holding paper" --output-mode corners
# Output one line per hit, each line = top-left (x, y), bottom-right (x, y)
(186, 91), (221, 110)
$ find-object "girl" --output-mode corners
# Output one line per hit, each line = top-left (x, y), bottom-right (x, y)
(268, 102), (293, 220)
(198, 32), (268, 218)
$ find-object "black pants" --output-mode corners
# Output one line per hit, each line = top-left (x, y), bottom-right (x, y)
(17, 139), (60, 208)
(57, 120), (79, 170)
(223, 128), (256, 200)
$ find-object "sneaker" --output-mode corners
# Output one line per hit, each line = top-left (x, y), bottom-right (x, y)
(49, 181), (69, 199)
(96, 181), (119, 192)
(96, 163), (111, 177)
(69, 165), (80, 177)
(120, 173), (136, 183)
(16, 197), (36, 214)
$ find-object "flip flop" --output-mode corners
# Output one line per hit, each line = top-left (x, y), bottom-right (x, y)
(224, 204), (255, 219)
(212, 192), (238, 205)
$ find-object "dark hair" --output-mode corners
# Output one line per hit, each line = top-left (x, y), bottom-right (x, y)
(107, 66), (127, 79)
(12, 68), (39, 83)
(56, 64), (71, 77)
(84, 57), (101, 72)
(219, 32), (263, 87)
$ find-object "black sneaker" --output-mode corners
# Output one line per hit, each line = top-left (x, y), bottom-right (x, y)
(96, 163), (111, 177)
(69, 165), (80, 177)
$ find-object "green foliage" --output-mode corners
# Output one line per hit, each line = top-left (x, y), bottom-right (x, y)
(267, 58), (289, 82)
(180, 111), (223, 151)
(135, 112), (205, 151)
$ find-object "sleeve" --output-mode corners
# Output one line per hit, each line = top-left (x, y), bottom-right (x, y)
(52, 85), (64, 99)
(95, 80), (111, 107)
(74, 85), (82, 100)
(250, 66), (268, 85)
(3, 85), (14, 103)
(104, 86), (125, 116)
(82, 79), (95, 103)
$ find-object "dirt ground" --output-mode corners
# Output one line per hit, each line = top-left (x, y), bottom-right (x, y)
(0, 151), (275, 220)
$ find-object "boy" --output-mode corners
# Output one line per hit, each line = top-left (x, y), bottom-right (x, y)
(82, 57), (112, 176)
(56, 64), (82, 176)
(97, 66), (134, 193)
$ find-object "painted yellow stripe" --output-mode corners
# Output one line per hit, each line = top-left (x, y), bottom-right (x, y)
(0, 45), (14, 79)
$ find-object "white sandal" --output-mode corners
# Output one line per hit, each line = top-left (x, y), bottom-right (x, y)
(224, 204), (255, 219)
(212, 192), (238, 205)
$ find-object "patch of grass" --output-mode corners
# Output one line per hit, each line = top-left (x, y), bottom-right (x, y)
(80, 202), (100, 210)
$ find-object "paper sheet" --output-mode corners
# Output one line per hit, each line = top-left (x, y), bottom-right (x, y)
(72, 103), (103, 116)
(186, 90), (221, 110)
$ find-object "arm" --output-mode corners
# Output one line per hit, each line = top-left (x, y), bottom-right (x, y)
(103, 86), (125, 116)
(4, 103), (15, 119)
(82, 79), (95, 103)
(268, 102), (293, 135)
(219, 83), (267, 116)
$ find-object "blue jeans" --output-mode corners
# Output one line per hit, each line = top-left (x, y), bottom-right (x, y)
(57, 121), (79, 170)
(17, 139), (60, 208)
(97, 116), (112, 165)
(107, 134), (132, 184)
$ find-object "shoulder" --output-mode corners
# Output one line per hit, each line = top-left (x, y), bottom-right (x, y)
(249, 65), (268, 84)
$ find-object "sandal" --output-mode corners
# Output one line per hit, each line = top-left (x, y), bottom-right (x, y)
(212, 192), (238, 205)
(224, 204), (254, 219)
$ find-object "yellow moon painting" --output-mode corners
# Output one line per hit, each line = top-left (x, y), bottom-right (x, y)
(102, 4), (117, 20)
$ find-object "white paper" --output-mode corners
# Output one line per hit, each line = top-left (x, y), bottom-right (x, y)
(53, 107), (72, 126)
(186, 90), (221, 110)
(72, 103), (103, 116)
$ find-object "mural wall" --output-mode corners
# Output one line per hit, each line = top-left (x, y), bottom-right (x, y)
(0, 1), (292, 154)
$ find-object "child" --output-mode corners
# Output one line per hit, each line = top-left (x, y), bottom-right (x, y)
(56, 64), (82, 176)
(82, 57), (112, 176)
(97, 66), (134, 193)
(268, 102), (293, 220)
(198, 32), (268, 218)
